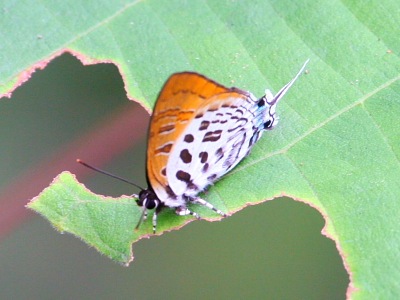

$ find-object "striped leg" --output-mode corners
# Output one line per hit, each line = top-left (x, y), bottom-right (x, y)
(152, 211), (158, 233)
(175, 206), (201, 219)
(192, 197), (227, 217)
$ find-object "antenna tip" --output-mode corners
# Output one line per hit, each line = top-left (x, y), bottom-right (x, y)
(76, 159), (82, 163)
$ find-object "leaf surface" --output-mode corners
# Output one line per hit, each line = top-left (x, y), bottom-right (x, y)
(2, 1), (399, 298)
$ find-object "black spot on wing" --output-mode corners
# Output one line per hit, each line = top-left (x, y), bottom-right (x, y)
(207, 174), (217, 181)
(202, 130), (223, 142)
(165, 185), (176, 199)
(264, 120), (272, 129)
(199, 120), (210, 131)
(258, 98), (266, 107)
(176, 170), (191, 182)
(184, 134), (194, 143)
(215, 147), (224, 162)
(180, 149), (192, 164)
(176, 170), (198, 190)
(199, 152), (208, 163)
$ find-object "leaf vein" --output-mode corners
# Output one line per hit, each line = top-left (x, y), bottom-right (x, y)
(229, 75), (400, 176)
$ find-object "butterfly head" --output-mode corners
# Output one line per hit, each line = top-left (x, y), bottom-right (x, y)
(135, 188), (164, 232)
(136, 189), (161, 210)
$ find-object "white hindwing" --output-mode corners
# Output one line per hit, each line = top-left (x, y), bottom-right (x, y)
(166, 92), (266, 198)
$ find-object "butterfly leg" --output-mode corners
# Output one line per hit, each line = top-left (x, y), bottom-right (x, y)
(152, 211), (158, 233)
(175, 206), (201, 219)
(192, 197), (227, 217)
(152, 205), (166, 233)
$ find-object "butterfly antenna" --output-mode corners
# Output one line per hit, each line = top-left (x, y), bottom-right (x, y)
(269, 59), (309, 106)
(76, 159), (145, 191)
(135, 208), (148, 231)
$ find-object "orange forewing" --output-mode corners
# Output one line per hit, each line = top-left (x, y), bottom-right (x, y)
(147, 72), (248, 193)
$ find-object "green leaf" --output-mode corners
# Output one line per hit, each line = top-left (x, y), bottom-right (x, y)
(27, 171), (231, 264)
(3, 0), (400, 298)
(27, 172), (138, 264)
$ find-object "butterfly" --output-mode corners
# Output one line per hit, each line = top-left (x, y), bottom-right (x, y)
(135, 60), (309, 233)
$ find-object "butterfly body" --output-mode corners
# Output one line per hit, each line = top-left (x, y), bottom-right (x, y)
(136, 61), (309, 232)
